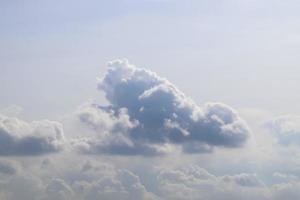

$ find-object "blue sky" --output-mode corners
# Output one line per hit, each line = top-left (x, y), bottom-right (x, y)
(2, 0), (300, 119)
(1, 1), (300, 199)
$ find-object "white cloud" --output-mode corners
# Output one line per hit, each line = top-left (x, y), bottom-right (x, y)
(77, 59), (250, 155)
(0, 114), (65, 156)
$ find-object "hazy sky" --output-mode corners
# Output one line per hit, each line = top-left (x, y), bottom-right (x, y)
(2, 0), (300, 119)
(1, 1), (300, 200)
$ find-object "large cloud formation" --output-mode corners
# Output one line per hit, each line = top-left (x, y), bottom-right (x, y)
(0, 114), (65, 156)
(77, 59), (250, 155)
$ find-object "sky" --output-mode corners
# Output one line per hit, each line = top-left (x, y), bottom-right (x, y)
(1, 0), (300, 199)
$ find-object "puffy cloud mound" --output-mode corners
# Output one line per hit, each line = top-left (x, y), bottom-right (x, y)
(264, 115), (300, 146)
(0, 114), (65, 156)
(78, 59), (250, 155)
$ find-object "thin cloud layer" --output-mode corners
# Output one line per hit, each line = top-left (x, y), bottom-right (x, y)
(78, 59), (250, 155)
(264, 115), (300, 146)
(0, 114), (65, 156)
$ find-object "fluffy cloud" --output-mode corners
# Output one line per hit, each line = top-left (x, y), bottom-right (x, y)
(264, 115), (300, 146)
(0, 114), (65, 156)
(0, 159), (158, 200)
(78, 59), (250, 155)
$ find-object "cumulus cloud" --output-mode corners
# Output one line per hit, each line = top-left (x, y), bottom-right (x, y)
(77, 59), (250, 155)
(264, 115), (300, 146)
(0, 159), (157, 200)
(0, 114), (65, 156)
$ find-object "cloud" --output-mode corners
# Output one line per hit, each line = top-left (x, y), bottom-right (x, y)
(222, 173), (264, 187)
(0, 105), (23, 117)
(77, 59), (250, 155)
(0, 160), (18, 176)
(273, 172), (299, 182)
(44, 179), (74, 200)
(155, 166), (300, 200)
(0, 114), (65, 156)
(271, 182), (300, 200)
(1, 156), (300, 200)
(0, 159), (157, 200)
(264, 115), (300, 146)
(152, 165), (269, 200)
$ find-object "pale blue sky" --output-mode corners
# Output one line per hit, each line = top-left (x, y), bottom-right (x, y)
(2, 0), (300, 119)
